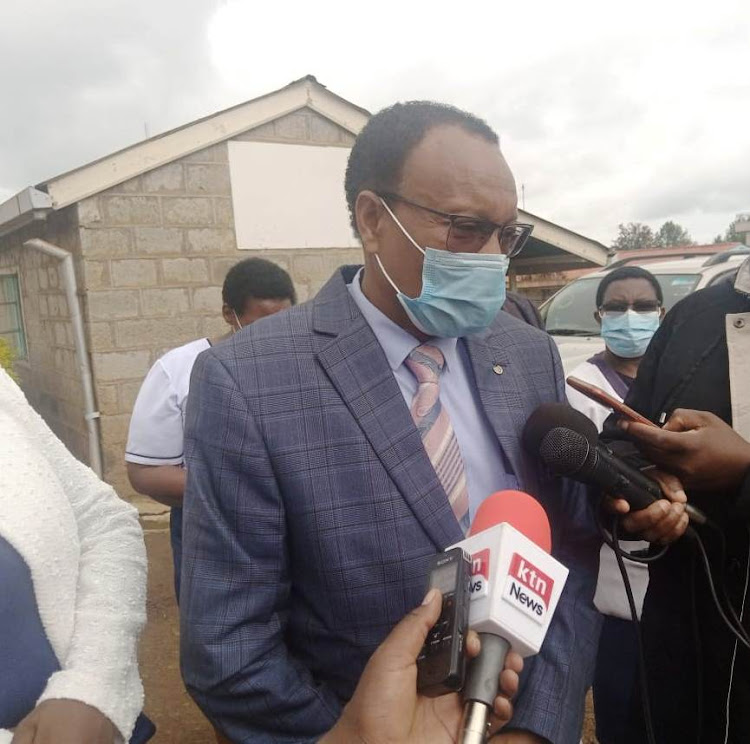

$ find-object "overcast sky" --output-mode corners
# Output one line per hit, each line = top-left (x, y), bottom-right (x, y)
(1, 0), (748, 245)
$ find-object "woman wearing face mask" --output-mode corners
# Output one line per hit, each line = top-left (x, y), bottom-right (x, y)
(566, 265), (665, 430)
(565, 265), (664, 744)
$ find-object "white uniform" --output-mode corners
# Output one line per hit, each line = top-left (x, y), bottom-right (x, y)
(566, 359), (650, 620)
(126, 338), (210, 466)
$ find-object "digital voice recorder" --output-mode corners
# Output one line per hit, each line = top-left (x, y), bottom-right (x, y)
(417, 546), (472, 696)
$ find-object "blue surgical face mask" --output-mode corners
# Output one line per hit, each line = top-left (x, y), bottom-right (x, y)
(600, 310), (660, 358)
(375, 199), (509, 338)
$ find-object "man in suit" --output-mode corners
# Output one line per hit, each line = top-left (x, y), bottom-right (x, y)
(180, 101), (602, 744)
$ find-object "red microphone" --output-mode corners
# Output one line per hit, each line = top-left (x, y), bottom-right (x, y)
(469, 489), (552, 551)
(453, 490), (568, 744)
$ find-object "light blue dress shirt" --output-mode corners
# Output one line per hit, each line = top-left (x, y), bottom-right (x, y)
(347, 269), (518, 521)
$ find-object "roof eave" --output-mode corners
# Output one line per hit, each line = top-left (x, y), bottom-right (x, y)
(0, 187), (53, 239)
(519, 208), (609, 265)
(39, 76), (369, 210)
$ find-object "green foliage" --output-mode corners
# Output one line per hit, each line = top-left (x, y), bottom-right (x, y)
(716, 213), (750, 244)
(0, 337), (18, 381)
(654, 221), (694, 248)
(611, 222), (656, 251)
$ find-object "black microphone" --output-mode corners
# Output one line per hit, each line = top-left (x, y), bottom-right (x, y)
(522, 403), (706, 524)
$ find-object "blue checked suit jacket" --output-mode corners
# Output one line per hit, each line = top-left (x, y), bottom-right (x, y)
(180, 267), (602, 744)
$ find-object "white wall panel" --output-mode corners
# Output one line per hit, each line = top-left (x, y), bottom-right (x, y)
(228, 141), (358, 250)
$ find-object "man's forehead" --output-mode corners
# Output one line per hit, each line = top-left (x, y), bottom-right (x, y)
(397, 124), (516, 218)
(604, 278), (657, 298)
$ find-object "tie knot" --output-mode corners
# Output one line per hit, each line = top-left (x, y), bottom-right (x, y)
(405, 345), (445, 385)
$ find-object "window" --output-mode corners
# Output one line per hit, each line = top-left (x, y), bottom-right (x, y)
(0, 273), (27, 359)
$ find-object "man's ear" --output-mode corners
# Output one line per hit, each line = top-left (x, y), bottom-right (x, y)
(222, 303), (236, 327)
(355, 191), (386, 256)
(594, 310), (602, 326)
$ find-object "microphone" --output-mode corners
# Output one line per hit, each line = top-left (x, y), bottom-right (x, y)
(450, 490), (569, 744)
(522, 403), (706, 524)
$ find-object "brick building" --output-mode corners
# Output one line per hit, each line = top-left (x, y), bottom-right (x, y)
(0, 76), (607, 501)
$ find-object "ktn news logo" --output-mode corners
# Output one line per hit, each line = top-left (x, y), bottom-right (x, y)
(470, 549), (554, 624)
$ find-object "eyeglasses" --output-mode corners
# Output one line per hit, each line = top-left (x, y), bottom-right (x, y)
(380, 192), (533, 257)
(598, 301), (662, 317)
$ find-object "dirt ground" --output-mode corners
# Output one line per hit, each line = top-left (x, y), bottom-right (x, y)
(139, 518), (598, 743)
(140, 522), (213, 743)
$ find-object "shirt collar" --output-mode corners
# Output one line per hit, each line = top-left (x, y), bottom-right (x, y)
(347, 268), (459, 372)
(735, 255), (750, 297)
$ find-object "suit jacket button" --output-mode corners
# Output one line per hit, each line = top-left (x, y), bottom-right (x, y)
(493, 364), (504, 375)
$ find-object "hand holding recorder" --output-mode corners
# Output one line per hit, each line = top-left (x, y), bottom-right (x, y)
(449, 491), (569, 744)
(321, 589), (522, 744)
(325, 488), (566, 744)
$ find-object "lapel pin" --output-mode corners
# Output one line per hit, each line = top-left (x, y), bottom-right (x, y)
(492, 363), (504, 375)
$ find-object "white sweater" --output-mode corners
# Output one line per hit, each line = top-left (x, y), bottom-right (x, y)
(0, 368), (146, 743)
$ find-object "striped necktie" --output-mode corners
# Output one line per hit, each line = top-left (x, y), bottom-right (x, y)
(405, 345), (470, 533)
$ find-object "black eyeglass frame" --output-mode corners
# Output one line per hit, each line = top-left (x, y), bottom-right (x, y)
(379, 191), (533, 258)
(597, 301), (663, 316)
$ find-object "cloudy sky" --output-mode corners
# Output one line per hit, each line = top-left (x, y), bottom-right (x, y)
(1, 0), (748, 245)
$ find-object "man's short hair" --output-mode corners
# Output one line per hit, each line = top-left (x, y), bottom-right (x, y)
(222, 258), (296, 312)
(344, 101), (499, 236)
(595, 265), (664, 307)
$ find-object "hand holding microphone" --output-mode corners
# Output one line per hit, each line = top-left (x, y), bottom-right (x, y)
(522, 403), (702, 544)
(604, 468), (689, 544)
(321, 590), (522, 744)
(451, 491), (569, 744)
(327, 488), (565, 744)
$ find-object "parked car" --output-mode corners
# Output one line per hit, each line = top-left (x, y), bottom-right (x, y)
(540, 248), (750, 372)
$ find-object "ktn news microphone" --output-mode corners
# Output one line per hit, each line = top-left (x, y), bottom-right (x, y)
(522, 402), (707, 525)
(449, 490), (569, 744)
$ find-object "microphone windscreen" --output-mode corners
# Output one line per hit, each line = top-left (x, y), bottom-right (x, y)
(538, 427), (592, 475)
(522, 402), (599, 454)
(469, 490), (552, 553)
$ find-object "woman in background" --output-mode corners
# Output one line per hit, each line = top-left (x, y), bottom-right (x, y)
(566, 265), (665, 429)
(0, 367), (149, 744)
(566, 265), (664, 744)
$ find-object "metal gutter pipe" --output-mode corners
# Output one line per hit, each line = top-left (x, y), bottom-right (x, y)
(23, 238), (103, 477)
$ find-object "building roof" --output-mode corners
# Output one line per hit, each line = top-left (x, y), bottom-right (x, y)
(34, 75), (369, 210)
(0, 75), (608, 267)
(611, 242), (742, 264)
(515, 209), (608, 267)
(0, 187), (53, 239)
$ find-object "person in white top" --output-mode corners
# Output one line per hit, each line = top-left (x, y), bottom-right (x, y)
(565, 265), (665, 744)
(0, 367), (147, 744)
(125, 258), (296, 598)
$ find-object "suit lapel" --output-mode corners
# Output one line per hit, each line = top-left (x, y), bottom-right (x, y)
(313, 269), (463, 549)
(465, 325), (540, 496)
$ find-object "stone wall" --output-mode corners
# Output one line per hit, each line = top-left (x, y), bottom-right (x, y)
(0, 208), (89, 462)
(77, 106), (362, 499)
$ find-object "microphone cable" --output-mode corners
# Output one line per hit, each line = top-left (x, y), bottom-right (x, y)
(610, 519), (658, 744)
(596, 505), (669, 564)
(689, 548), (703, 744)
(691, 529), (750, 650)
(602, 512), (750, 744)
(695, 520), (750, 646)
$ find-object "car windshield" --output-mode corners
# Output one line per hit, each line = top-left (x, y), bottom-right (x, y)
(543, 273), (701, 335)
